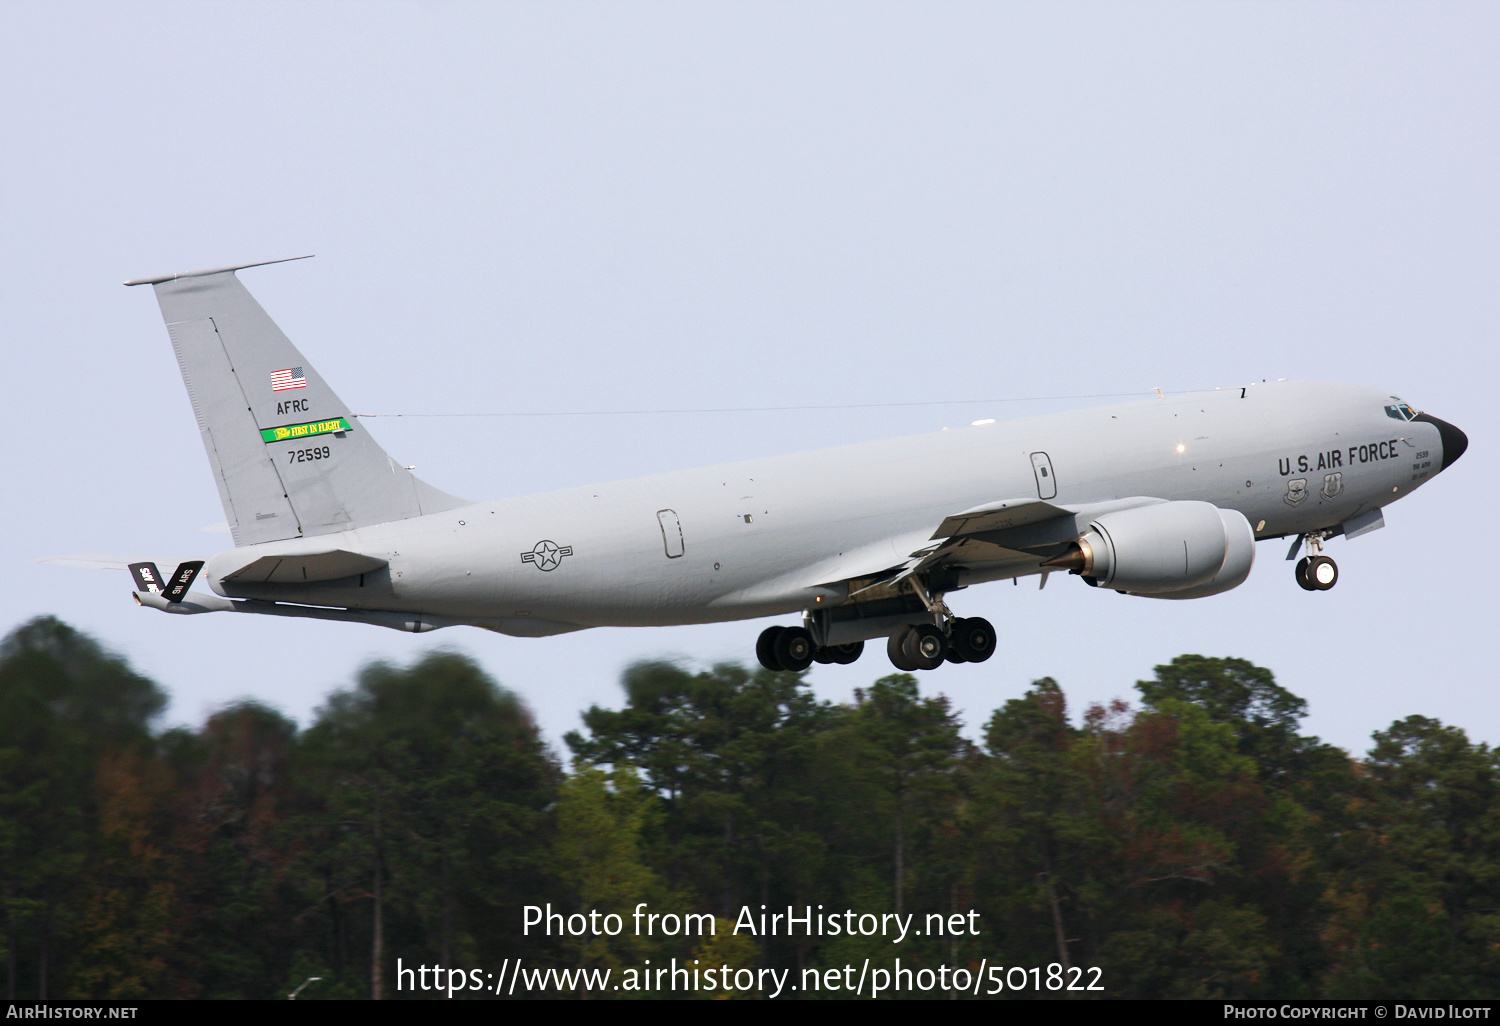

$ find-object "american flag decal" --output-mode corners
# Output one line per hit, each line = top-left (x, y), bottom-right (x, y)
(271, 367), (307, 391)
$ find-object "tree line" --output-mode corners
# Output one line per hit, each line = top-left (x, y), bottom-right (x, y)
(0, 614), (1496, 999)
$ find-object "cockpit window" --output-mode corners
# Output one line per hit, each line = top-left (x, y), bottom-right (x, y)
(1385, 402), (1418, 421)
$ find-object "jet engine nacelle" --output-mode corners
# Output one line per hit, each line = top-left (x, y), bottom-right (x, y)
(1063, 501), (1254, 596)
(1137, 507), (1256, 599)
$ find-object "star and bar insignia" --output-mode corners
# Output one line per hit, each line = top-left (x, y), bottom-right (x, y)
(521, 540), (573, 571)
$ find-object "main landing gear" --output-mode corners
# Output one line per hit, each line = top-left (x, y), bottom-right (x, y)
(1291, 531), (1339, 592)
(756, 625), (864, 672)
(756, 572), (995, 674)
(753, 616), (996, 673)
(886, 617), (997, 671)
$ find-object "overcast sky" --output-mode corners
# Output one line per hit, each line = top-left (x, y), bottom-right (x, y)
(4, 1), (1495, 757)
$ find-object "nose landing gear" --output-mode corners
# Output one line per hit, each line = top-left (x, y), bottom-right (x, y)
(1290, 531), (1339, 591)
(1296, 555), (1339, 591)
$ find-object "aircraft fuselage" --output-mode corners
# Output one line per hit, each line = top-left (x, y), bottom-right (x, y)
(206, 379), (1454, 634)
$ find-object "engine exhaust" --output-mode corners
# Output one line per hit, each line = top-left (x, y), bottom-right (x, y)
(1041, 538), (1096, 575)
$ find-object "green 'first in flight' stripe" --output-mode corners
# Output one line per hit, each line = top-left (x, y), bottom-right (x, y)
(260, 418), (352, 443)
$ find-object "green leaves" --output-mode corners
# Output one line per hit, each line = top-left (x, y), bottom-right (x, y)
(294, 651), (561, 992)
(3, 618), (1498, 1000)
(552, 762), (670, 972)
(0, 616), (169, 998)
(1322, 716), (1500, 998)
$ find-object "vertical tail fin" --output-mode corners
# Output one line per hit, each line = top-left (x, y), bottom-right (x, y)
(127, 258), (464, 546)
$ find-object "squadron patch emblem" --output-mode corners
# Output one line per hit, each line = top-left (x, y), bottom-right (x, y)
(1320, 472), (1343, 500)
(521, 540), (573, 571)
(1284, 478), (1308, 506)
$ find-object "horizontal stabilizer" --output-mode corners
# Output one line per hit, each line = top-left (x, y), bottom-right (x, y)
(216, 548), (389, 584)
(34, 553), (199, 571)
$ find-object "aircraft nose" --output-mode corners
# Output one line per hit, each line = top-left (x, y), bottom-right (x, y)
(1414, 412), (1468, 471)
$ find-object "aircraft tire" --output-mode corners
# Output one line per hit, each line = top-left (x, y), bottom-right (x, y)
(887, 629), (919, 672)
(813, 647), (839, 664)
(951, 616), (997, 663)
(903, 624), (948, 671)
(756, 626), (785, 670)
(830, 641), (864, 665)
(1308, 555), (1339, 591)
(1295, 557), (1317, 591)
(774, 626), (816, 672)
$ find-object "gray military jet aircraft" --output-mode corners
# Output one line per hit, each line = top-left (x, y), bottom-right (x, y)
(115, 257), (1467, 673)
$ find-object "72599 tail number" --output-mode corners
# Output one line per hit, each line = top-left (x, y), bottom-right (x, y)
(288, 446), (332, 464)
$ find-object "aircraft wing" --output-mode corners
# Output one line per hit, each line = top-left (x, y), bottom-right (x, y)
(810, 495), (1167, 594)
(857, 498), (1106, 592)
(929, 498), (1073, 540)
(717, 497), (1104, 606)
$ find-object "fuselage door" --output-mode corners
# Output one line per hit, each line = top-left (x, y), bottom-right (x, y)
(1030, 452), (1057, 500)
(657, 509), (685, 558)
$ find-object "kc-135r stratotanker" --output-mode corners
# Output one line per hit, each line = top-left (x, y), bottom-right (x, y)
(115, 256), (1468, 673)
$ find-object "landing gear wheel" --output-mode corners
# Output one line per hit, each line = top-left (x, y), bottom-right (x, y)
(773, 626), (816, 671)
(950, 616), (997, 663)
(1307, 555), (1338, 591)
(829, 641), (864, 665)
(1294, 557), (1316, 591)
(813, 646), (840, 664)
(756, 626), (786, 670)
(943, 620), (970, 664)
(887, 629), (919, 671)
(902, 624), (948, 671)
